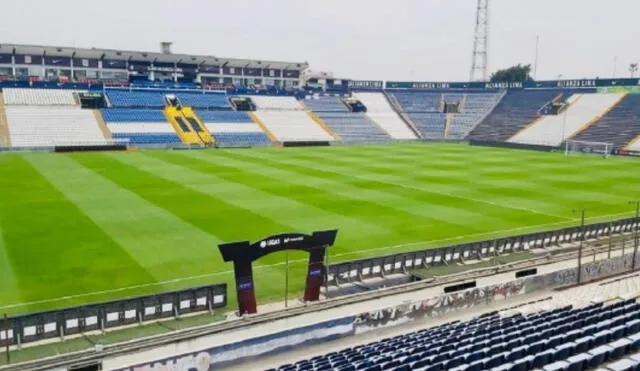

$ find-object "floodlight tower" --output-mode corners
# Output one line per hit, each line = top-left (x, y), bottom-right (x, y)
(469, 0), (490, 81)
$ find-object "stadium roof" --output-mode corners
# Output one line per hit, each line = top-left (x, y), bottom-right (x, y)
(0, 43), (309, 70)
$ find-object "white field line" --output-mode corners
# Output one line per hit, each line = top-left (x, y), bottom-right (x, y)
(0, 211), (632, 310)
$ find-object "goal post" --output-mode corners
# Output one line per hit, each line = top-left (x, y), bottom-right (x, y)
(565, 140), (613, 158)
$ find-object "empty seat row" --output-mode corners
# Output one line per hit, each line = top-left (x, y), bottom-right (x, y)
(269, 300), (640, 371)
(3, 88), (81, 106)
(318, 112), (390, 142)
(6, 106), (106, 147)
(106, 90), (230, 109)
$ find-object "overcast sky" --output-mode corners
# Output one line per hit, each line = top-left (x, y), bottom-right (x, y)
(1, 0), (638, 81)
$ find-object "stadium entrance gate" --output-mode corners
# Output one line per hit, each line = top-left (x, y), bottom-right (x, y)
(218, 230), (338, 314)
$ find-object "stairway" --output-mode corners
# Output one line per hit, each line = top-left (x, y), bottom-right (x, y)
(0, 93), (10, 147)
(164, 106), (209, 145)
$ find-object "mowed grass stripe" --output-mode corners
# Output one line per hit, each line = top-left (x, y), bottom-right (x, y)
(147, 150), (474, 255)
(72, 152), (305, 300)
(294, 144), (640, 217)
(179, 149), (495, 232)
(0, 220), (21, 305)
(0, 154), (156, 313)
(107, 152), (389, 242)
(283, 146), (637, 216)
(226, 148), (564, 227)
(225, 149), (552, 228)
(316, 145), (636, 216)
(28, 153), (222, 282)
(282, 146), (572, 221)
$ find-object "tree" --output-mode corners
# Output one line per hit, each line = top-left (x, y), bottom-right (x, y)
(489, 64), (534, 83)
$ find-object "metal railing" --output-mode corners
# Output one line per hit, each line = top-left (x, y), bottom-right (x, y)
(328, 217), (639, 284)
(0, 283), (227, 348)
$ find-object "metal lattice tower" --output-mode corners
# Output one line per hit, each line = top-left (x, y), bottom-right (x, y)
(469, 0), (489, 81)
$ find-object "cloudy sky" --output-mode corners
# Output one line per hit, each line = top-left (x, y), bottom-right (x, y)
(1, 0), (638, 81)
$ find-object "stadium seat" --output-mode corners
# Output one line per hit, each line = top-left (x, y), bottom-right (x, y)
(271, 301), (640, 371)
(6, 106), (107, 147)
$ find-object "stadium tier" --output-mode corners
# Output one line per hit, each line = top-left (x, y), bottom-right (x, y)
(302, 95), (350, 112)
(449, 91), (505, 138)
(508, 93), (626, 146)
(251, 95), (306, 111)
(270, 300), (640, 371)
(2, 88), (108, 147)
(572, 94), (640, 150)
(387, 91), (503, 139)
(0, 85), (639, 150)
(106, 89), (231, 109)
(101, 108), (182, 145)
(468, 89), (578, 142)
(3, 87), (80, 106)
(314, 112), (390, 142)
(252, 110), (336, 142)
(351, 92), (419, 140)
(246, 95), (337, 142)
(198, 110), (272, 147)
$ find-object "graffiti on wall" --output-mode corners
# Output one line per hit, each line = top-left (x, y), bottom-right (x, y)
(354, 281), (525, 334)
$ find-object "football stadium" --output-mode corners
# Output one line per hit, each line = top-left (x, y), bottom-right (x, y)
(1, 1), (640, 370)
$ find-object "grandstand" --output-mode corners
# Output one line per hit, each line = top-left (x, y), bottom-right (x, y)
(101, 108), (182, 145)
(508, 93), (626, 146)
(267, 299), (640, 371)
(302, 95), (391, 143)
(199, 110), (272, 147)
(573, 94), (640, 149)
(1, 40), (640, 371)
(3, 88), (108, 147)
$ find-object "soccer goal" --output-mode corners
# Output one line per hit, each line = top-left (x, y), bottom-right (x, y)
(565, 140), (613, 158)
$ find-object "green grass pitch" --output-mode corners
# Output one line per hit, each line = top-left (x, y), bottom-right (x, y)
(0, 142), (638, 315)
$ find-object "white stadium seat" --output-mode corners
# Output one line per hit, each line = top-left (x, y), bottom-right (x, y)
(3, 88), (81, 106)
(253, 110), (334, 142)
(6, 106), (107, 147)
(509, 93), (626, 146)
(249, 96), (304, 111)
(351, 92), (418, 139)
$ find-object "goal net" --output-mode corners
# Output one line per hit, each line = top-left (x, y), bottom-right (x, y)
(565, 140), (613, 158)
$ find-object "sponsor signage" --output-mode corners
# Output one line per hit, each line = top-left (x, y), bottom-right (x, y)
(262, 68), (281, 77)
(262, 68), (282, 77)
(148, 65), (176, 72)
(72, 58), (99, 68)
(199, 64), (220, 74)
(14, 54), (42, 65)
(386, 78), (640, 90)
(219, 230), (338, 314)
(103, 59), (127, 69)
(243, 67), (261, 76)
(283, 69), (300, 78)
(222, 66), (242, 76)
(348, 80), (384, 89)
(44, 56), (71, 67)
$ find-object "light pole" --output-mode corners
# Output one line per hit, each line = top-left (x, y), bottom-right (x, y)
(630, 63), (639, 78)
(574, 208), (587, 284)
(630, 201), (640, 270)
